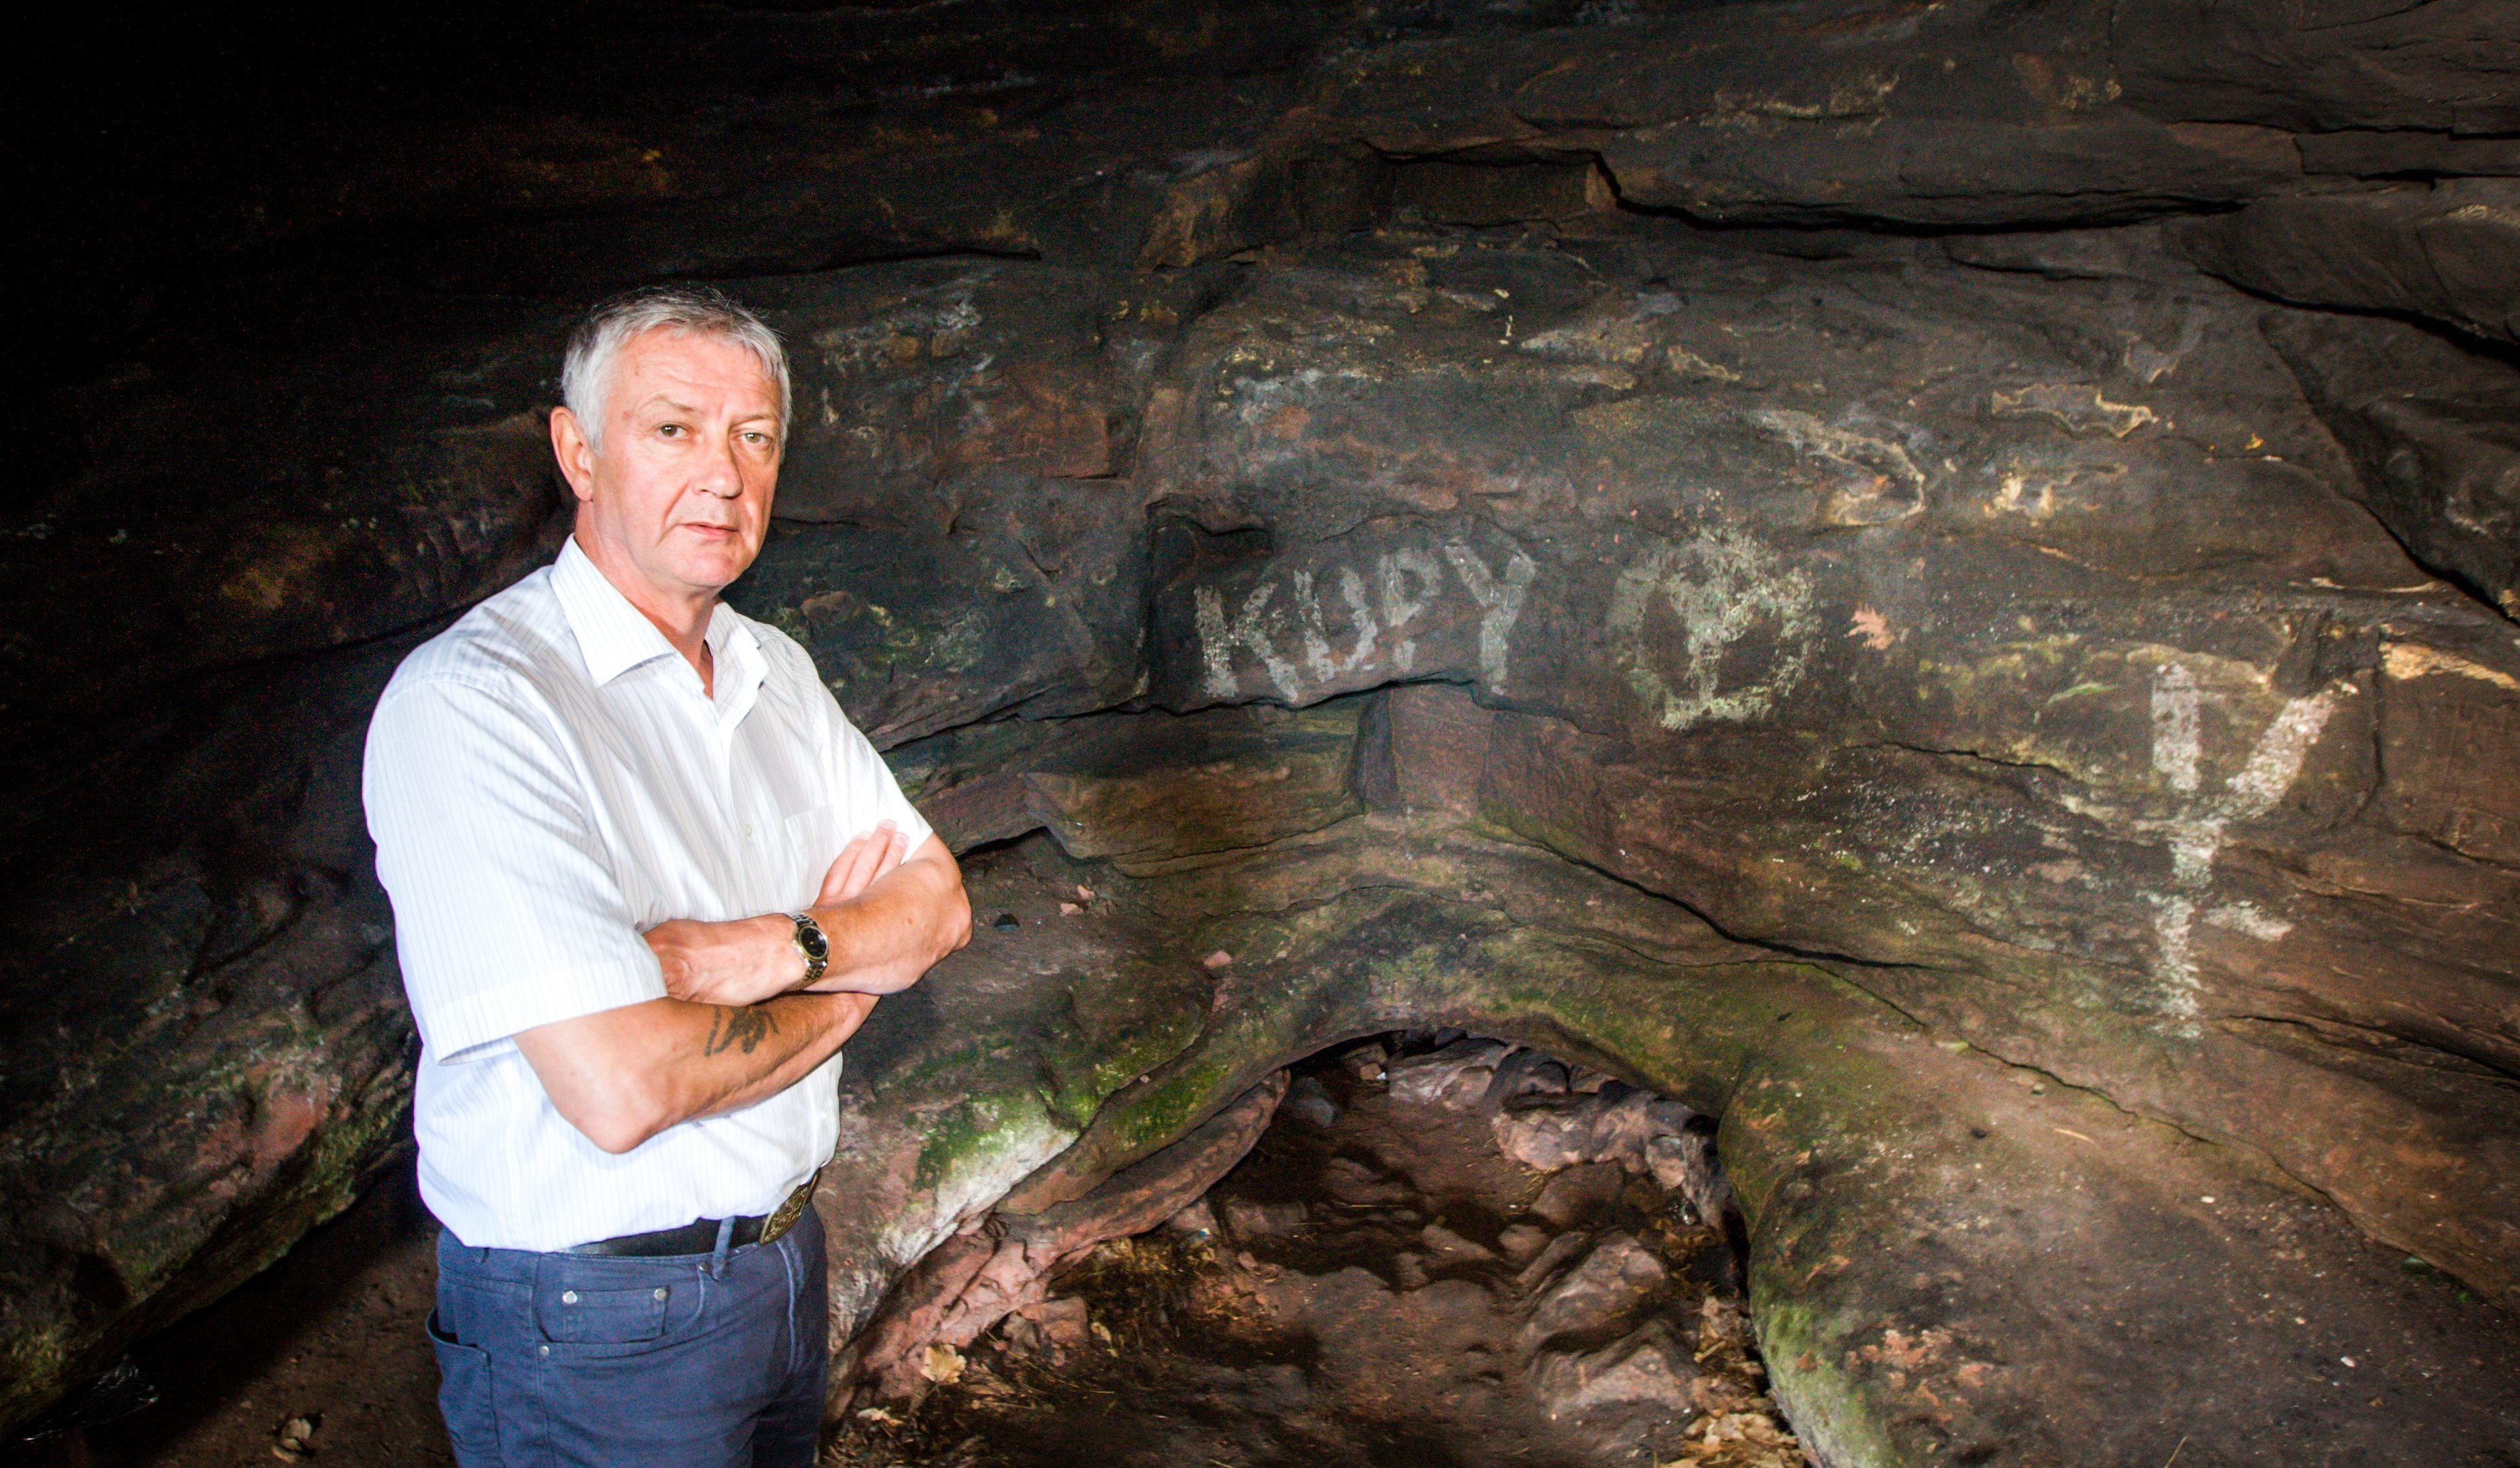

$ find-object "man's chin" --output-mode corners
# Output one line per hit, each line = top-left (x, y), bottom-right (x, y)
(660, 548), (758, 594)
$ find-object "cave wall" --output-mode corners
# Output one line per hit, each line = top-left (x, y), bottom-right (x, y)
(6, 1), (2519, 1458)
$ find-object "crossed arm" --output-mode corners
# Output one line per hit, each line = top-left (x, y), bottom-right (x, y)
(514, 825), (971, 1154)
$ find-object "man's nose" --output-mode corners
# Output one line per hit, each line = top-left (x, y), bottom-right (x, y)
(694, 431), (746, 498)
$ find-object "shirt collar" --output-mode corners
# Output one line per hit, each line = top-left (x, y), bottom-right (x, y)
(551, 537), (681, 685)
(557, 544), (771, 720)
(551, 536), (761, 696)
(557, 538), (771, 720)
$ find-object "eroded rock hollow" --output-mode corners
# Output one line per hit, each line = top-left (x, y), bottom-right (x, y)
(7, 2), (2519, 1462)
(837, 1034), (1787, 1467)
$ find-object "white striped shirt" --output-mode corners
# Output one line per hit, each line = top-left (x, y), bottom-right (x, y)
(364, 536), (931, 1252)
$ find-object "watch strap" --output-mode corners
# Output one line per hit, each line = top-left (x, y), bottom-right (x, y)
(788, 911), (829, 985)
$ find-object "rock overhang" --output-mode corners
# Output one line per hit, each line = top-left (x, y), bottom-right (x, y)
(835, 805), (2520, 1464)
(7, 0), (2520, 1458)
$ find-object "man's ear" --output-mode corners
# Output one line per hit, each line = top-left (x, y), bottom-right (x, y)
(549, 406), (599, 504)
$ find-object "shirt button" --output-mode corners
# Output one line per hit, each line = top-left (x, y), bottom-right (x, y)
(561, 1290), (579, 1305)
(539, 1346), (550, 1358)
(654, 1288), (669, 1301)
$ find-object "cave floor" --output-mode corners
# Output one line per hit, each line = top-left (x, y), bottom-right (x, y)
(883, 833), (2520, 1468)
(837, 1045), (1802, 1468)
(23, 814), (2520, 1468)
(24, 1163), (450, 1468)
(24, 1043), (1801, 1468)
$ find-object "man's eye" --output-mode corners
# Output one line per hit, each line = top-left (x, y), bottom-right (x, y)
(657, 423), (685, 438)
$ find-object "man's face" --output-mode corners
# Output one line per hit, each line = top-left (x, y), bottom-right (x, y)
(552, 327), (784, 604)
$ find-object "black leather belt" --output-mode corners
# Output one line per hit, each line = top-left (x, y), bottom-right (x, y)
(566, 1175), (818, 1258)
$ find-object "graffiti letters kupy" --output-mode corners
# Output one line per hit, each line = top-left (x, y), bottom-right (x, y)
(1193, 541), (1535, 703)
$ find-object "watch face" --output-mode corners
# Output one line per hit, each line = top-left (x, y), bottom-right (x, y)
(795, 916), (828, 960)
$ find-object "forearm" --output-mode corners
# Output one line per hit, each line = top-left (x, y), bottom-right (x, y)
(517, 990), (877, 1153)
(803, 848), (970, 995)
(646, 834), (969, 1005)
(654, 991), (877, 1123)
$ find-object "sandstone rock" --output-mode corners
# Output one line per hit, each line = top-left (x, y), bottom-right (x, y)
(1255, 1268), (1514, 1414)
(844, 1071), (1286, 1402)
(1221, 1199), (1310, 1241)
(1495, 1096), (1608, 1173)
(1645, 1132), (1736, 1231)
(1004, 1296), (1090, 1357)
(1605, 116), (2294, 228)
(2260, 308), (2520, 620)
(1485, 1050), (1574, 1107)
(0, 640), (421, 1432)
(15, 0), (2520, 1456)
(2114, 0), (2520, 133)
(1418, 1222), (1496, 1264)
(1495, 1223), (1552, 1265)
(1524, 1233), (1667, 1345)
(1321, 1155), (1415, 1209)
(1386, 1037), (1514, 1108)
(2175, 181), (2520, 346)
(2298, 130), (2520, 180)
(1164, 1199), (1218, 1240)
(1281, 1074), (1341, 1128)
(1494, 1085), (1694, 1176)
(901, 702), (1367, 864)
(1124, 224), (2520, 1315)
(1530, 1164), (1626, 1230)
(1528, 1321), (1697, 1420)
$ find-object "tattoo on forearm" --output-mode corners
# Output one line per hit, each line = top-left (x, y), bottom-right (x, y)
(703, 1004), (779, 1057)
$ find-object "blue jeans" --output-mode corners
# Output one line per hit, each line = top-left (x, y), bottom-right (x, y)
(427, 1208), (828, 1467)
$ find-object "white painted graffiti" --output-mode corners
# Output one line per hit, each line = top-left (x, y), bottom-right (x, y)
(1607, 529), (1817, 731)
(1192, 541), (1535, 703)
(2141, 660), (2343, 1021)
(1194, 527), (1819, 729)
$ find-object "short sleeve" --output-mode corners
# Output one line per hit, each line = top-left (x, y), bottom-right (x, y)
(364, 678), (667, 1060)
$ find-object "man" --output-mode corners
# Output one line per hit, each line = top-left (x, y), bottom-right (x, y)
(364, 285), (971, 1467)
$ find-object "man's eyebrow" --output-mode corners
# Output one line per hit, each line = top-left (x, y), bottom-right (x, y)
(629, 396), (777, 425)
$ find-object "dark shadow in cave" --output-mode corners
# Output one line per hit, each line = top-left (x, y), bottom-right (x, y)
(14, 1162), (447, 1468)
(16, 1031), (1783, 1468)
(838, 1030), (1794, 1468)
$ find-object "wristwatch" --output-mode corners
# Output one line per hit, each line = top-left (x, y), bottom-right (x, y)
(788, 912), (829, 985)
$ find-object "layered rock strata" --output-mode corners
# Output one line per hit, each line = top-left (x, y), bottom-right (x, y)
(8, 1), (2520, 1461)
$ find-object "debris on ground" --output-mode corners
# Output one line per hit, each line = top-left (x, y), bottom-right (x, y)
(270, 1414), (317, 1462)
(826, 1034), (1811, 1468)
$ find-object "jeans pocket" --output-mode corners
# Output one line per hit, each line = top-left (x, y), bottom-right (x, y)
(425, 1310), (500, 1463)
(534, 1281), (673, 1344)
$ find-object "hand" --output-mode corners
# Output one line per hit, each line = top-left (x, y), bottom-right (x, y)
(646, 912), (794, 1008)
(643, 824), (913, 1007)
(816, 820), (909, 907)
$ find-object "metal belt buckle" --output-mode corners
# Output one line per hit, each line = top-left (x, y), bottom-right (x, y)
(758, 1172), (817, 1246)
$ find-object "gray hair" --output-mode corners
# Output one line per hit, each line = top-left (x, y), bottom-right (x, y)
(559, 285), (791, 451)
